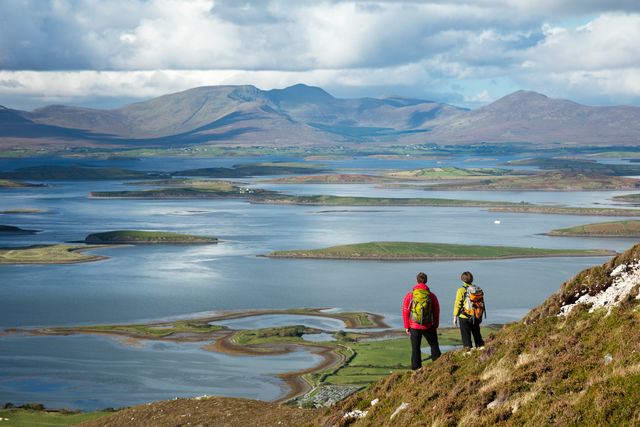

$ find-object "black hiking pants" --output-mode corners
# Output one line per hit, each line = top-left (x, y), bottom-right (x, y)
(409, 327), (441, 370)
(458, 317), (484, 349)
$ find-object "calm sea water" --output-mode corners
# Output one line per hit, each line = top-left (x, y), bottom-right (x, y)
(1, 155), (638, 410)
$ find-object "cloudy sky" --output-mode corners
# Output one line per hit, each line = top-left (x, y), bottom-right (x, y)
(1, 0), (640, 110)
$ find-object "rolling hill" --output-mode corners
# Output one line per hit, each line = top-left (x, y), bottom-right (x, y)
(2, 85), (640, 149)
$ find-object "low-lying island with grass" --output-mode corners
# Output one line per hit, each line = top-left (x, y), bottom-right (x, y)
(547, 220), (640, 237)
(266, 241), (614, 261)
(84, 230), (218, 244)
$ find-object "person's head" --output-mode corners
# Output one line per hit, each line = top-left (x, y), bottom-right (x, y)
(461, 271), (473, 284)
(416, 272), (428, 284)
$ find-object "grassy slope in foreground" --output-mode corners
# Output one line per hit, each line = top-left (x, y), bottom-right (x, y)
(85, 230), (218, 244)
(548, 220), (640, 237)
(267, 241), (613, 260)
(320, 244), (640, 427)
(0, 244), (107, 264)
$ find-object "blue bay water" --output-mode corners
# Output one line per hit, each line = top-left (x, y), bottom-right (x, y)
(1, 155), (639, 409)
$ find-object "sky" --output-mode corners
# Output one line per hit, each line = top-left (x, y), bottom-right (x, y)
(1, 0), (640, 111)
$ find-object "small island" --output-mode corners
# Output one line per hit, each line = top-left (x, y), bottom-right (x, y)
(0, 244), (109, 264)
(0, 179), (44, 188)
(0, 225), (40, 234)
(547, 220), (640, 237)
(612, 194), (640, 205)
(266, 241), (614, 261)
(84, 230), (218, 244)
(415, 171), (640, 191)
(0, 208), (47, 214)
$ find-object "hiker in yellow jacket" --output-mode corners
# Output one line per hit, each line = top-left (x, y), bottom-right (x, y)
(452, 271), (485, 349)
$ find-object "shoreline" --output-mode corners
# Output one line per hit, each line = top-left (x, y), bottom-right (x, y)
(2, 308), (388, 403)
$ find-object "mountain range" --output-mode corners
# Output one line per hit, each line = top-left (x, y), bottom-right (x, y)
(2, 84), (640, 149)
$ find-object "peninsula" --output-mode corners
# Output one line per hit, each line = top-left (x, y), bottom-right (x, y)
(84, 230), (218, 244)
(547, 220), (640, 237)
(266, 241), (614, 261)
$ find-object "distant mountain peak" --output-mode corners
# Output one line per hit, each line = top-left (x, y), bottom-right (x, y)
(267, 83), (334, 104)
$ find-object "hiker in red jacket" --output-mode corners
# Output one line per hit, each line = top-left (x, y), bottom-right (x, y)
(402, 272), (441, 370)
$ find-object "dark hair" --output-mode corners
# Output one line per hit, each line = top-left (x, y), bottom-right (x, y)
(461, 271), (473, 284)
(416, 272), (428, 284)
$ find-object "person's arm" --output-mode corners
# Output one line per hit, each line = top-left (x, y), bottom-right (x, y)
(402, 292), (411, 334)
(453, 287), (464, 325)
(431, 292), (440, 329)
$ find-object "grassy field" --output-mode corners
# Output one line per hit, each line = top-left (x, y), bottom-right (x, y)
(0, 408), (110, 426)
(267, 241), (613, 260)
(84, 230), (218, 244)
(548, 220), (640, 237)
(0, 244), (108, 264)
(316, 326), (499, 386)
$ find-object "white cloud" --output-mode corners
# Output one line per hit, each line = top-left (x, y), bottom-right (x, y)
(1, 1), (640, 108)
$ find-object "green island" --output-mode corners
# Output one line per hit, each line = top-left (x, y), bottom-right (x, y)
(0, 178), (43, 188)
(266, 241), (613, 260)
(612, 193), (640, 204)
(506, 157), (640, 176)
(0, 165), (163, 180)
(0, 244), (110, 264)
(171, 162), (326, 178)
(84, 230), (218, 244)
(402, 171), (640, 191)
(0, 225), (40, 234)
(253, 194), (530, 207)
(489, 205), (640, 216)
(385, 166), (515, 180)
(90, 179), (531, 207)
(260, 174), (391, 184)
(0, 208), (47, 214)
(91, 179), (263, 199)
(547, 220), (640, 237)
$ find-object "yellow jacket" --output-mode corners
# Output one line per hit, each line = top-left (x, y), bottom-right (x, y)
(453, 283), (471, 318)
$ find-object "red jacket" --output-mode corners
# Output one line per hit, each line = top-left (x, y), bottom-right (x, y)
(402, 283), (440, 330)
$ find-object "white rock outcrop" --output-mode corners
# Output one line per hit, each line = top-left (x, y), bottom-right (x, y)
(559, 260), (640, 316)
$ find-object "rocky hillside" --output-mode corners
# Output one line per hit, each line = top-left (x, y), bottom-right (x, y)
(79, 244), (640, 426)
(3, 85), (640, 149)
(320, 244), (640, 426)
